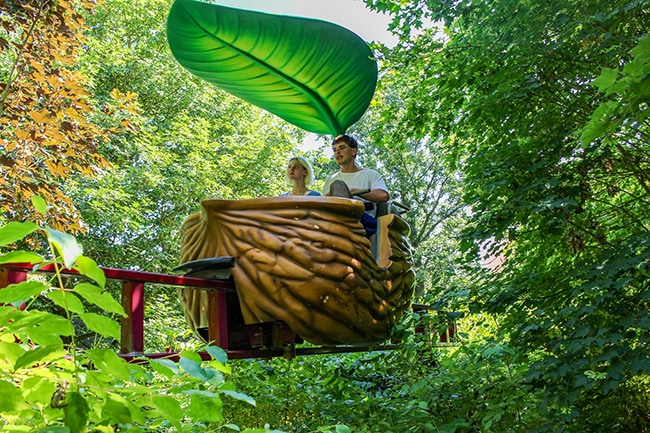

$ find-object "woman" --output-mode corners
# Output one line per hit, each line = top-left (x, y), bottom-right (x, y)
(281, 156), (321, 196)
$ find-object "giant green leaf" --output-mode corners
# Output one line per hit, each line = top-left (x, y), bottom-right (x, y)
(166, 0), (377, 135)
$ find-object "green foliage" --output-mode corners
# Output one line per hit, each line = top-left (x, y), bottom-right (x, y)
(223, 320), (537, 433)
(365, 0), (650, 430)
(354, 83), (469, 302)
(0, 212), (262, 432)
(581, 33), (650, 146)
(72, 0), (304, 273)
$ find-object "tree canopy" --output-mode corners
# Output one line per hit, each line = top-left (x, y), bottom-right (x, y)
(366, 0), (650, 429)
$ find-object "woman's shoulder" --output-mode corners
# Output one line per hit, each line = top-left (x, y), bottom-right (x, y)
(306, 190), (322, 196)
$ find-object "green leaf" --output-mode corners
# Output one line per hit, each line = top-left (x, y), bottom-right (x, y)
(14, 345), (65, 371)
(73, 283), (126, 317)
(47, 290), (85, 315)
(0, 280), (48, 304)
(209, 358), (232, 374)
(179, 349), (203, 363)
(0, 222), (39, 246)
(150, 358), (180, 378)
(631, 358), (650, 374)
(5, 310), (72, 345)
(22, 376), (57, 406)
(0, 341), (26, 369)
(205, 345), (228, 365)
(79, 312), (121, 340)
(630, 33), (650, 64)
(152, 395), (183, 430)
(0, 379), (28, 412)
(86, 349), (132, 382)
(187, 390), (224, 422)
(221, 389), (256, 406)
(179, 356), (208, 382)
(45, 228), (83, 269)
(74, 256), (106, 289)
(591, 67), (619, 92)
(117, 393), (146, 424)
(38, 426), (72, 433)
(31, 195), (47, 214)
(100, 397), (133, 424)
(166, 0), (377, 135)
(0, 250), (43, 265)
(65, 391), (89, 433)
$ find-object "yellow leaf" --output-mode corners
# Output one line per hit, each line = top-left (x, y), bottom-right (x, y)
(47, 75), (62, 90)
(29, 109), (50, 123)
(29, 59), (44, 74)
(15, 130), (30, 140)
(49, 129), (65, 141)
(44, 160), (57, 175)
(65, 107), (81, 119)
(32, 71), (47, 84)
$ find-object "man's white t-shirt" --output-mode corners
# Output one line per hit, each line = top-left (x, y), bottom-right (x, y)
(322, 168), (388, 217)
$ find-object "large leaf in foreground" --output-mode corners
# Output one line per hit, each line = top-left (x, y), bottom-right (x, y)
(166, 0), (377, 135)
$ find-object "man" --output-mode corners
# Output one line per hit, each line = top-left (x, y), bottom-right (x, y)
(323, 134), (389, 221)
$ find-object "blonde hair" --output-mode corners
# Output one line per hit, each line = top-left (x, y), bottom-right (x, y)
(285, 156), (315, 186)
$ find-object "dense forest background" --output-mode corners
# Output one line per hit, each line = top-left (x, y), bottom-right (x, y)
(1, 0), (648, 432)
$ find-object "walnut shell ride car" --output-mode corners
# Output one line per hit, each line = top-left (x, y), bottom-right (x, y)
(179, 196), (415, 346)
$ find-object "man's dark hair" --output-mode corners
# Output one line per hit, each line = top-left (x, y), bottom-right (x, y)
(333, 134), (358, 149)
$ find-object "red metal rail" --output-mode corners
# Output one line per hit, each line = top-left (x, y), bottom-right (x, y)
(0, 262), (234, 358)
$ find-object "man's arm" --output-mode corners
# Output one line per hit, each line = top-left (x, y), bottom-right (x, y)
(354, 169), (389, 202)
(355, 188), (389, 202)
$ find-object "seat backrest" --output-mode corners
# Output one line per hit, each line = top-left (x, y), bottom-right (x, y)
(376, 200), (409, 218)
(370, 200), (410, 262)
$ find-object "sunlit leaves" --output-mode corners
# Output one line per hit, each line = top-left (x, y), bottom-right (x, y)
(31, 195), (47, 214)
(151, 395), (183, 430)
(79, 312), (121, 339)
(5, 309), (73, 346)
(74, 255), (106, 288)
(0, 222), (40, 247)
(47, 290), (85, 315)
(45, 228), (83, 268)
(581, 34), (650, 147)
(73, 283), (125, 316)
(86, 349), (132, 381)
(0, 381), (28, 413)
(0, 222), (256, 431)
(0, 280), (48, 304)
(592, 67), (620, 93)
(0, 0), (114, 233)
